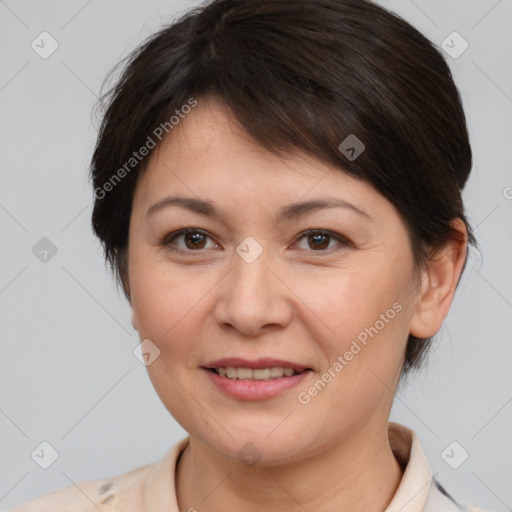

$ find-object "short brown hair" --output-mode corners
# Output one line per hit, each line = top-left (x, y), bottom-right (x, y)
(90, 0), (475, 382)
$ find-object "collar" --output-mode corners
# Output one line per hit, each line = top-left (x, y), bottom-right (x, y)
(143, 422), (436, 512)
(385, 421), (435, 512)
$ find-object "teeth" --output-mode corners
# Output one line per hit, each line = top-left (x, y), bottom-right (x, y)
(214, 367), (301, 380)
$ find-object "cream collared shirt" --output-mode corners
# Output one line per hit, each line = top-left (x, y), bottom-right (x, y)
(8, 422), (487, 512)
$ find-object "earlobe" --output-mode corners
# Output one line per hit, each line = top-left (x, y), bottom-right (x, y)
(409, 219), (468, 339)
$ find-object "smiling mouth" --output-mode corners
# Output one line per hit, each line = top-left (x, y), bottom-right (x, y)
(207, 367), (310, 380)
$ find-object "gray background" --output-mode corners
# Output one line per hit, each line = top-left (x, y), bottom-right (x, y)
(1, 0), (511, 510)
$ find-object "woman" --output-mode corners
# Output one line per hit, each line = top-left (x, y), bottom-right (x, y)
(11, 0), (487, 511)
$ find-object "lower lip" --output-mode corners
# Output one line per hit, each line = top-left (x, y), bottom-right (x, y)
(203, 368), (311, 400)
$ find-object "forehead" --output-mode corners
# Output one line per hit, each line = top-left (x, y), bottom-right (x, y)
(132, 98), (392, 221)
(144, 98), (329, 182)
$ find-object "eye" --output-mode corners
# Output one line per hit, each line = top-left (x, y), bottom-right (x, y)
(294, 229), (350, 253)
(161, 228), (220, 252)
(161, 228), (350, 254)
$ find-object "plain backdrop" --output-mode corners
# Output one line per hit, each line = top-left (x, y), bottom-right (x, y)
(1, 0), (511, 510)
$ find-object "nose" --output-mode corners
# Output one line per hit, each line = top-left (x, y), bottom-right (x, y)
(213, 245), (293, 337)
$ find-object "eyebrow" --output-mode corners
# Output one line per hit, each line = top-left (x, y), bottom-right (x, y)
(146, 195), (373, 222)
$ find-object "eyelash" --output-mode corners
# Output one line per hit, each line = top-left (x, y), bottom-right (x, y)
(160, 228), (351, 255)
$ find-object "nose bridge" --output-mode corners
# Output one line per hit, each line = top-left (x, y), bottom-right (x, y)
(215, 236), (291, 334)
(231, 237), (274, 307)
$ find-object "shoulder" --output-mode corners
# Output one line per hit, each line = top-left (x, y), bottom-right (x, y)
(8, 459), (155, 512)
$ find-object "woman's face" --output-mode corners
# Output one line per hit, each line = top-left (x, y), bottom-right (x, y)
(128, 98), (424, 464)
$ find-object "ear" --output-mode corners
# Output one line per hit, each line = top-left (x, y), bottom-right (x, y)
(409, 219), (468, 339)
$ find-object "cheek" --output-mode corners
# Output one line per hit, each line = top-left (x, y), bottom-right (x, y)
(129, 248), (211, 359)
(295, 264), (404, 340)
(289, 269), (409, 440)
(293, 264), (410, 392)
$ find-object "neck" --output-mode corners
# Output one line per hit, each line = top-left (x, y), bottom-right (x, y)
(176, 422), (404, 512)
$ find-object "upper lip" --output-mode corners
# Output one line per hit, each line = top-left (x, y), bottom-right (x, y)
(203, 358), (312, 372)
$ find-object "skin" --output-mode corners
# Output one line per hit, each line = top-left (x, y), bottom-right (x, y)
(127, 97), (468, 512)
